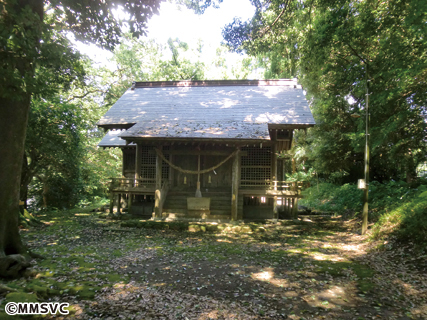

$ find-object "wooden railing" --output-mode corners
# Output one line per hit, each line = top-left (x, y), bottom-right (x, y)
(109, 178), (156, 191)
(271, 180), (304, 192)
(110, 178), (304, 194)
(240, 179), (303, 192)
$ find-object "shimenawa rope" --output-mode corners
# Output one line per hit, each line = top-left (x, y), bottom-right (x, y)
(154, 148), (238, 175)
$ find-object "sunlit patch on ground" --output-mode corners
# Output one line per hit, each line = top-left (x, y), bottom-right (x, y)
(251, 270), (274, 281)
(216, 239), (233, 243)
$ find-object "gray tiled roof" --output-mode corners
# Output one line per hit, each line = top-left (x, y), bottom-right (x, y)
(98, 130), (132, 147)
(97, 80), (315, 145)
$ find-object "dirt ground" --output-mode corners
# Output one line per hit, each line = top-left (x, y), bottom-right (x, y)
(0, 211), (426, 319)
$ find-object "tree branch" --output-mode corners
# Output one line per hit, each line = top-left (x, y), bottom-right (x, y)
(259, 0), (291, 37)
(66, 88), (105, 102)
(345, 41), (368, 64)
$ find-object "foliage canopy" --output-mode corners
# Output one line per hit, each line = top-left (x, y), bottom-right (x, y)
(220, 0), (427, 182)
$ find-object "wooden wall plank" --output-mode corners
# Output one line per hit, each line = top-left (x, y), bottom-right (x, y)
(231, 149), (240, 221)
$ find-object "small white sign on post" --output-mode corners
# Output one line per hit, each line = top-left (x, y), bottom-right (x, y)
(358, 179), (366, 189)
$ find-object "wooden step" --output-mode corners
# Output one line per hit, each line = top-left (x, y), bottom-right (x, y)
(164, 201), (231, 208)
(163, 189), (234, 219)
(210, 209), (231, 216)
(163, 208), (187, 214)
(164, 212), (231, 221)
(167, 191), (231, 196)
(164, 211), (207, 219)
(210, 205), (232, 211)
(164, 200), (188, 205)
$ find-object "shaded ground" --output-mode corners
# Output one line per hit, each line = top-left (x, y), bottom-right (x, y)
(0, 210), (426, 319)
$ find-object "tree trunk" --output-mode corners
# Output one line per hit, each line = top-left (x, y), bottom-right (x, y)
(0, 95), (32, 277)
(0, 0), (44, 278)
(20, 152), (32, 209)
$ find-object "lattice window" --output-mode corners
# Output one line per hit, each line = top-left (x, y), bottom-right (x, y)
(162, 148), (170, 181)
(241, 146), (272, 166)
(139, 146), (169, 182)
(240, 146), (272, 187)
(241, 168), (271, 185)
(141, 146), (156, 181)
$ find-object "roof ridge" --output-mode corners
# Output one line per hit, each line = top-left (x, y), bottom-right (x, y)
(131, 79), (298, 89)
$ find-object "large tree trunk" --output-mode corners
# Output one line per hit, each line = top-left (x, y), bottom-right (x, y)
(0, 96), (32, 277)
(20, 152), (32, 209)
(0, 0), (44, 278)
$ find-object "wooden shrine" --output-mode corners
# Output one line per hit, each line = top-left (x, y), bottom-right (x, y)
(97, 80), (315, 221)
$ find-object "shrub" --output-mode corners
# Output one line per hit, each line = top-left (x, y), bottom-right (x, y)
(371, 189), (427, 245)
(301, 181), (427, 245)
(300, 183), (363, 215)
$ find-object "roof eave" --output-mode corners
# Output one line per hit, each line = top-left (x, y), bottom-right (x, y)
(97, 123), (136, 130)
(268, 123), (315, 130)
(120, 136), (273, 144)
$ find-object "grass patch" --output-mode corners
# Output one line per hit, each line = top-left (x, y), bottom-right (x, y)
(314, 261), (375, 292)
(121, 220), (189, 230)
(121, 220), (270, 234)
(5, 207), (407, 320)
(372, 188), (427, 245)
(5, 292), (38, 303)
(302, 181), (427, 247)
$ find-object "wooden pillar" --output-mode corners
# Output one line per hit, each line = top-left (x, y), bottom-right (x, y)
(273, 196), (278, 220)
(122, 149), (125, 177)
(272, 142), (278, 184)
(117, 194), (122, 214)
(284, 198), (288, 217)
(292, 197), (299, 219)
(154, 190), (161, 219)
(286, 198), (289, 217)
(291, 198), (294, 218)
(272, 142), (278, 220)
(108, 178), (114, 216)
(292, 157), (296, 186)
(231, 148), (240, 221)
(109, 193), (114, 216)
(156, 146), (162, 189)
(292, 157), (298, 219)
(169, 153), (174, 186)
(128, 194), (132, 214)
(135, 143), (142, 183)
(154, 146), (163, 219)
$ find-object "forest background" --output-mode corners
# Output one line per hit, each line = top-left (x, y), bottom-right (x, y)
(6, 0), (427, 246)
